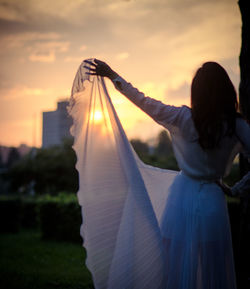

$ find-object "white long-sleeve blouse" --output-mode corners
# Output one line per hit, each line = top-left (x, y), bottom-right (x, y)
(112, 76), (250, 181)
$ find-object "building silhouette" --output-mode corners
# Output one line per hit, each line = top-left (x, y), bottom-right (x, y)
(42, 100), (73, 148)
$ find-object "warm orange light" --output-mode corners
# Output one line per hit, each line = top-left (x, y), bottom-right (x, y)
(93, 110), (103, 123)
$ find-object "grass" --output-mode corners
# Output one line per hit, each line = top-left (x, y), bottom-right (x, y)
(0, 230), (94, 289)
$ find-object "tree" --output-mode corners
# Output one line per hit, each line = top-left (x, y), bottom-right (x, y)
(6, 147), (21, 168)
(239, 0), (250, 177)
(239, 0), (250, 122)
(6, 138), (78, 195)
(155, 130), (173, 158)
(237, 1), (250, 287)
(0, 152), (3, 169)
(130, 139), (149, 159)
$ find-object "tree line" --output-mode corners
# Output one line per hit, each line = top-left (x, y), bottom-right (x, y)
(1, 130), (178, 195)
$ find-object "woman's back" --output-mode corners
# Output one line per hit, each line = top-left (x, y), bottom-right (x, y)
(71, 59), (250, 289)
(112, 77), (249, 181)
(170, 105), (242, 181)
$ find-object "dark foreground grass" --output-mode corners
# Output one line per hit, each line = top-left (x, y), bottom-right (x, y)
(0, 230), (94, 289)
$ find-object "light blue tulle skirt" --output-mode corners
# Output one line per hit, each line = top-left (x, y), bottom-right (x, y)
(160, 172), (236, 289)
(69, 63), (237, 289)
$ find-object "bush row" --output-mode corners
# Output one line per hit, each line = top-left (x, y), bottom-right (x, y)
(39, 195), (82, 243)
(0, 193), (82, 243)
(0, 194), (242, 243)
(0, 198), (22, 233)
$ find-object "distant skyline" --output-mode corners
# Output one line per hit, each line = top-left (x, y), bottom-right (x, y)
(0, 0), (241, 147)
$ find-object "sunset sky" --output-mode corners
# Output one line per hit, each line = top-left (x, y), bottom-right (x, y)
(0, 0), (241, 147)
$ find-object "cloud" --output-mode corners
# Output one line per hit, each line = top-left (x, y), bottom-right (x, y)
(64, 56), (85, 63)
(165, 82), (190, 106)
(0, 32), (70, 63)
(0, 85), (55, 101)
(79, 44), (87, 51)
(116, 52), (129, 60)
(29, 51), (55, 63)
(0, 0), (242, 146)
(27, 40), (70, 63)
(0, 32), (60, 50)
(0, 0), (27, 22)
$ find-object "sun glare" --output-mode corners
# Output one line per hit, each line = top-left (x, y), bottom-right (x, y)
(93, 110), (103, 123)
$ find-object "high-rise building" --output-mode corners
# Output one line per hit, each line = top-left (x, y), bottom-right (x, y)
(42, 100), (73, 148)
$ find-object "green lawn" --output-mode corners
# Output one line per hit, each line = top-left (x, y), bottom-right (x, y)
(0, 230), (94, 289)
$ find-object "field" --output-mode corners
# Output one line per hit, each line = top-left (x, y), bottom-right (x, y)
(0, 230), (94, 289)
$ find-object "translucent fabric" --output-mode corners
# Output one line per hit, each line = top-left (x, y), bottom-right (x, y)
(69, 60), (177, 289)
(69, 60), (238, 289)
(160, 173), (236, 289)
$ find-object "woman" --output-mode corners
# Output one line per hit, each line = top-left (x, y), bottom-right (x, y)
(78, 59), (250, 289)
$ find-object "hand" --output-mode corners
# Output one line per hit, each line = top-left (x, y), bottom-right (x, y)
(84, 59), (117, 79)
(215, 180), (233, 197)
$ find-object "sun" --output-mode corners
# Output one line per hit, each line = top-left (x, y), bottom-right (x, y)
(90, 109), (111, 135)
(93, 110), (103, 123)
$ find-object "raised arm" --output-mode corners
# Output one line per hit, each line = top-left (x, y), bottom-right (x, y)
(84, 59), (188, 132)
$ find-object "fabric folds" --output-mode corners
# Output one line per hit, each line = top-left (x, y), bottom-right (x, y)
(69, 59), (238, 289)
(68, 60), (177, 289)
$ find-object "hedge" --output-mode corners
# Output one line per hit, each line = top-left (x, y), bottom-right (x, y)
(38, 193), (82, 243)
(0, 193), (82, 243)
(0, 194), (242, 245)
(21, 198), (39, 229)
(0, 197), (22, 233)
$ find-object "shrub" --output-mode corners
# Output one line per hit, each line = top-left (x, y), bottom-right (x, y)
(21, 198), (39, 229)
(39, 193), (82, 243)
(0, 196), (22, 233)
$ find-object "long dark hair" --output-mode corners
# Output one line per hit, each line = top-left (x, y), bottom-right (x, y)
(191, 62), (238, 149)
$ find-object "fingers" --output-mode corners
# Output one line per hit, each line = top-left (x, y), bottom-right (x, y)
(94, 58), (105, 65)
(83, 65), (96, 72)
(84, 59), (97, 67)
(83, 60), (98, 76)
(86, 72), (97, 75)
(83, 58), (109, 77)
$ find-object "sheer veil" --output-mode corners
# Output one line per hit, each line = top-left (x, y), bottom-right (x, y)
(68, 59), (178, 289)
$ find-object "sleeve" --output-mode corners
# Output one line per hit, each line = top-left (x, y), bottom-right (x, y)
(112, 76), (189, 132)
(231, 171), (250, 196)
(236, 117), (250, 157)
